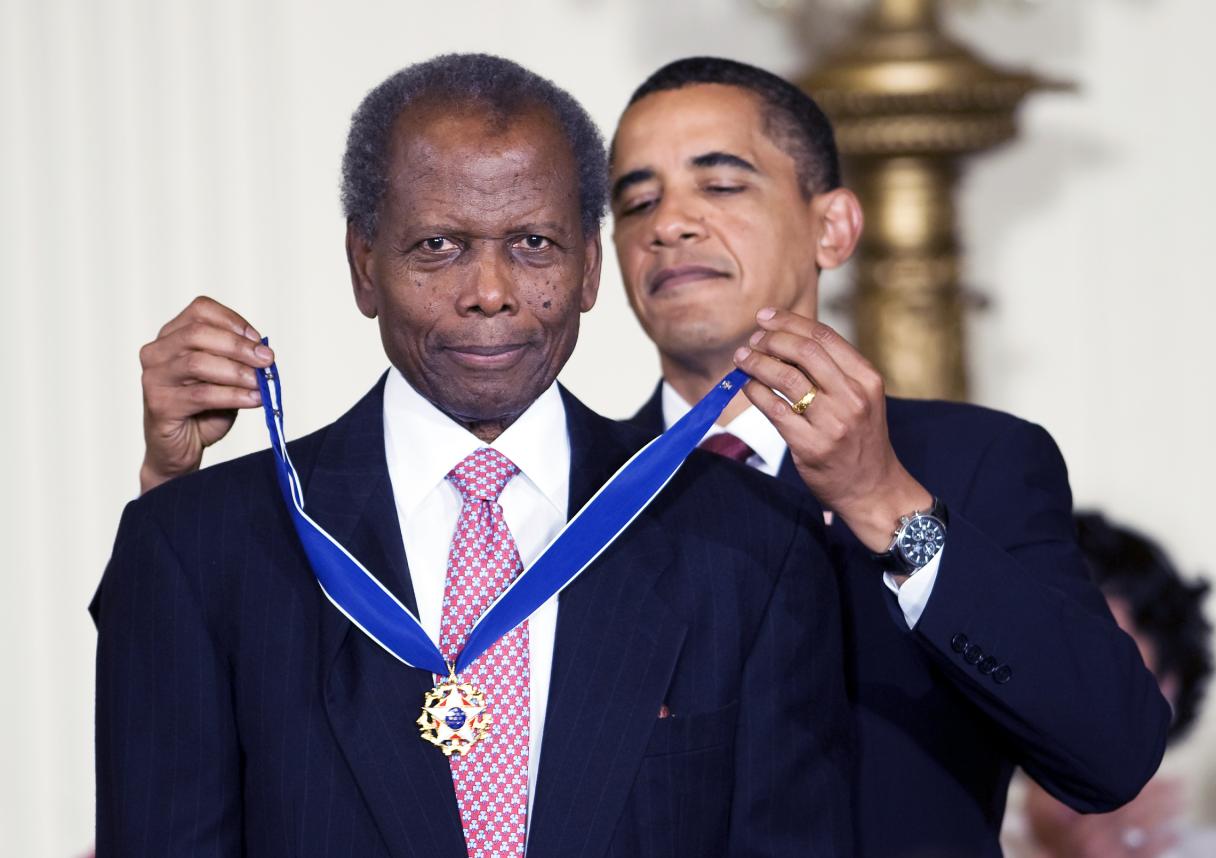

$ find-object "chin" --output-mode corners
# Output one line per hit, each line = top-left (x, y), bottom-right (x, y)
(653, 320), (742, 360)
(448, 384), (544, 425)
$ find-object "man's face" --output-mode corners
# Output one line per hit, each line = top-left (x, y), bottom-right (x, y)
(610, 84), (824, 369)
(349, 103), (600, 435)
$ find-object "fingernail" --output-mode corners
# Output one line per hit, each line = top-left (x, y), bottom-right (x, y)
(757, 307), (776, 321)
(254, 345), (273, 361)
(244, 326), (261, 341)
(749, 330), (764, 346)
(734, 347), (751, 363)
(248, 389), (262, 404)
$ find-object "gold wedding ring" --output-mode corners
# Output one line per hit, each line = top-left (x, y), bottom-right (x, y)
(791, 386), (817, 415)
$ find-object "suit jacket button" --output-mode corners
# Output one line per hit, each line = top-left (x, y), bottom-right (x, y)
(951, 633), (968, 653)
(978, 656), (999, 675)
(963, 643), (983, 665)
(993, 664), (1013, 684)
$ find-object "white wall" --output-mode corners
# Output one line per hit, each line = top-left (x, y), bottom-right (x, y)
(2, 0), (1212, 854)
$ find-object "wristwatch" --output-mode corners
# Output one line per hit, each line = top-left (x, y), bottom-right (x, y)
(871, 497), (949, 575)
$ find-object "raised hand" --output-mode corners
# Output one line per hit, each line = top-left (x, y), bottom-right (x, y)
(138, 296), (273, 494)
(733, 307), (931, 561)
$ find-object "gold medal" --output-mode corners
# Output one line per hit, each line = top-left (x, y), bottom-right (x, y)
(416, 665), (492, 756)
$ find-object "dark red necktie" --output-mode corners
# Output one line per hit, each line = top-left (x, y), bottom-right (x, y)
(698, 432), (755, 464)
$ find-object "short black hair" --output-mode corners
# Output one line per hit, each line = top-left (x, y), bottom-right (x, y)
(1076, 511), (1213, 741)
(624, 56), (841, 197)
(341, 53), (608, 241)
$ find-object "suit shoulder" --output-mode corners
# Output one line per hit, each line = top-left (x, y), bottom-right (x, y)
(682, 449), (807, 505)
(132, 422), (331, 523)
(886, 397), (1057, 451)
(657, 450), (818, 552)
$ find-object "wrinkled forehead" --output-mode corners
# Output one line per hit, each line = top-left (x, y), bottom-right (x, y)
(611, 84), (770, 175)
(384, 103), (581, 227)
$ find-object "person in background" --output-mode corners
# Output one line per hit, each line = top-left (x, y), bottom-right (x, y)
(1010, 512), (1213, 858)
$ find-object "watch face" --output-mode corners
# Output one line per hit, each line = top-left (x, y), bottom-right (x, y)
(899, 516), (946, 568)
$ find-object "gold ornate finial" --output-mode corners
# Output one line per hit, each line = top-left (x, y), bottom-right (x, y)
(798, 0), (1069, 400)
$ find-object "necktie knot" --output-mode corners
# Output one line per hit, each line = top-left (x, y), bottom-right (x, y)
(698, 431), (755, 464)
(446, 447), (520, 503)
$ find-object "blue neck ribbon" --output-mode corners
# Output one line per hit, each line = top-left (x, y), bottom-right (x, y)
(257, 344), (748, 677)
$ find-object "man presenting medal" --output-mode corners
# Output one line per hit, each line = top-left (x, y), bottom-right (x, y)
(92, 54), (853, 857)
(611, 59), (1169, 855)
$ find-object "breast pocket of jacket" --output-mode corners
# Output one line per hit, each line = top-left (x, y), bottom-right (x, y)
(626, 701), (738, 858)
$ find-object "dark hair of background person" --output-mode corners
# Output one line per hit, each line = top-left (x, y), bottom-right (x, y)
(341, 53), (608, 242)
(1076, 511), (1213, 740)
(623, 56), (842, 198)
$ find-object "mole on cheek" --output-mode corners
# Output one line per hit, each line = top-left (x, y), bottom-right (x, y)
(542, 299), (552, 310)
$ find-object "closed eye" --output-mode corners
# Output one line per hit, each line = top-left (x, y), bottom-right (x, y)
(618, 196), (658, 217)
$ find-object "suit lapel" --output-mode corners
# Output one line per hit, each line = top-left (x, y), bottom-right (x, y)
(526, 392), (688, 858)
(302, 379), (465, 858)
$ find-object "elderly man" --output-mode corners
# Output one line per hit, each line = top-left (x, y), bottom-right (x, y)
(93, 55), (852, 858)
(131, 57), (1169, 857)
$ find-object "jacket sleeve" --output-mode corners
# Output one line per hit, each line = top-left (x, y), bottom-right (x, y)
(93, 500), (242, 857)
(728, 503), (854, 855)
(908, 419), (1170, 812)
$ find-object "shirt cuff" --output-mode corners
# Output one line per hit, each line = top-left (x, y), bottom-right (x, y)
(881, 547), (945, 629)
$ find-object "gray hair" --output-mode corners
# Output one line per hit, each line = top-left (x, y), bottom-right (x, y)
(341, 53), (608, 240)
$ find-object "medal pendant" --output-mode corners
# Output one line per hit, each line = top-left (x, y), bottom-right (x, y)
(416, 667), (492, 757)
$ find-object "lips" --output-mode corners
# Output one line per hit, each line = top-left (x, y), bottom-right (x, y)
(444, 342), (529, 369)
(648, 264), (728, 294)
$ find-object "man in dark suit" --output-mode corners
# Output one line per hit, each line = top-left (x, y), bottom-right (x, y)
(130, 57), (1170, 857)
(609, 58), (1170, 856)
(93, 55), (852, 857)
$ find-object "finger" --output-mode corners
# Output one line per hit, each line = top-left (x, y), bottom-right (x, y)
(735, 346), (818, 410)
(741, 378), (834, 457)
(141, 321), (274, 372)
(756, 309), (875, 379)
(146, 381), (261, 419)
(155, 351), (263, 390)
(158, 295), (262, 342)
(746, 329), (848, 396)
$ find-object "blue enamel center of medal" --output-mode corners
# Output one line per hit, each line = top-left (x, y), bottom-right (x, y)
(444, 707), (467, 730)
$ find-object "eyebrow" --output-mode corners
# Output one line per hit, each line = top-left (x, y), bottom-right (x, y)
(611, 151), (761, 202)
(690, 151), (759, 173)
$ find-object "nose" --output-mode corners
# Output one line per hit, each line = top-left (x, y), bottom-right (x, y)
(649, 193), (706, 248)
(459, 245), (519, 317)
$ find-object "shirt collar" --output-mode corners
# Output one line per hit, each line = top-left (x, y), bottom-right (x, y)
(660, 379), (788, 472)
(383, 368), (569, 522)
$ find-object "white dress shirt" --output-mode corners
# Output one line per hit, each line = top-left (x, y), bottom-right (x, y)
(661, 380), (942, 628)
(383, 368), (566, 817)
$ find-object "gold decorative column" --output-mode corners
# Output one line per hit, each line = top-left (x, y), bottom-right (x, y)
(800, 0), (1063, 400)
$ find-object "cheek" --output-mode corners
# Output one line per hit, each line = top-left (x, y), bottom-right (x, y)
(718, 214), (768, 286)
(378, 286), (444, 345)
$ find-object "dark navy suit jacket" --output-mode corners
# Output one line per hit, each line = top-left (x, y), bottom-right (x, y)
(93, 380), (853, 857)
(632, 387), (1170, 858)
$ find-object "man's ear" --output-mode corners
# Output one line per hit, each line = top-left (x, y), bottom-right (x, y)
(346, 220), (378, 319)
(579, 230), (603, 313)
(813, 188), (864, 270)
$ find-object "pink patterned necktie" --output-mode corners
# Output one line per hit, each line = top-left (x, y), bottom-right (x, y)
(440, 448), (530, 858)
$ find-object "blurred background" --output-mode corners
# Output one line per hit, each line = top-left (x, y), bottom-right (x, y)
(1, 0), (1213, 854)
